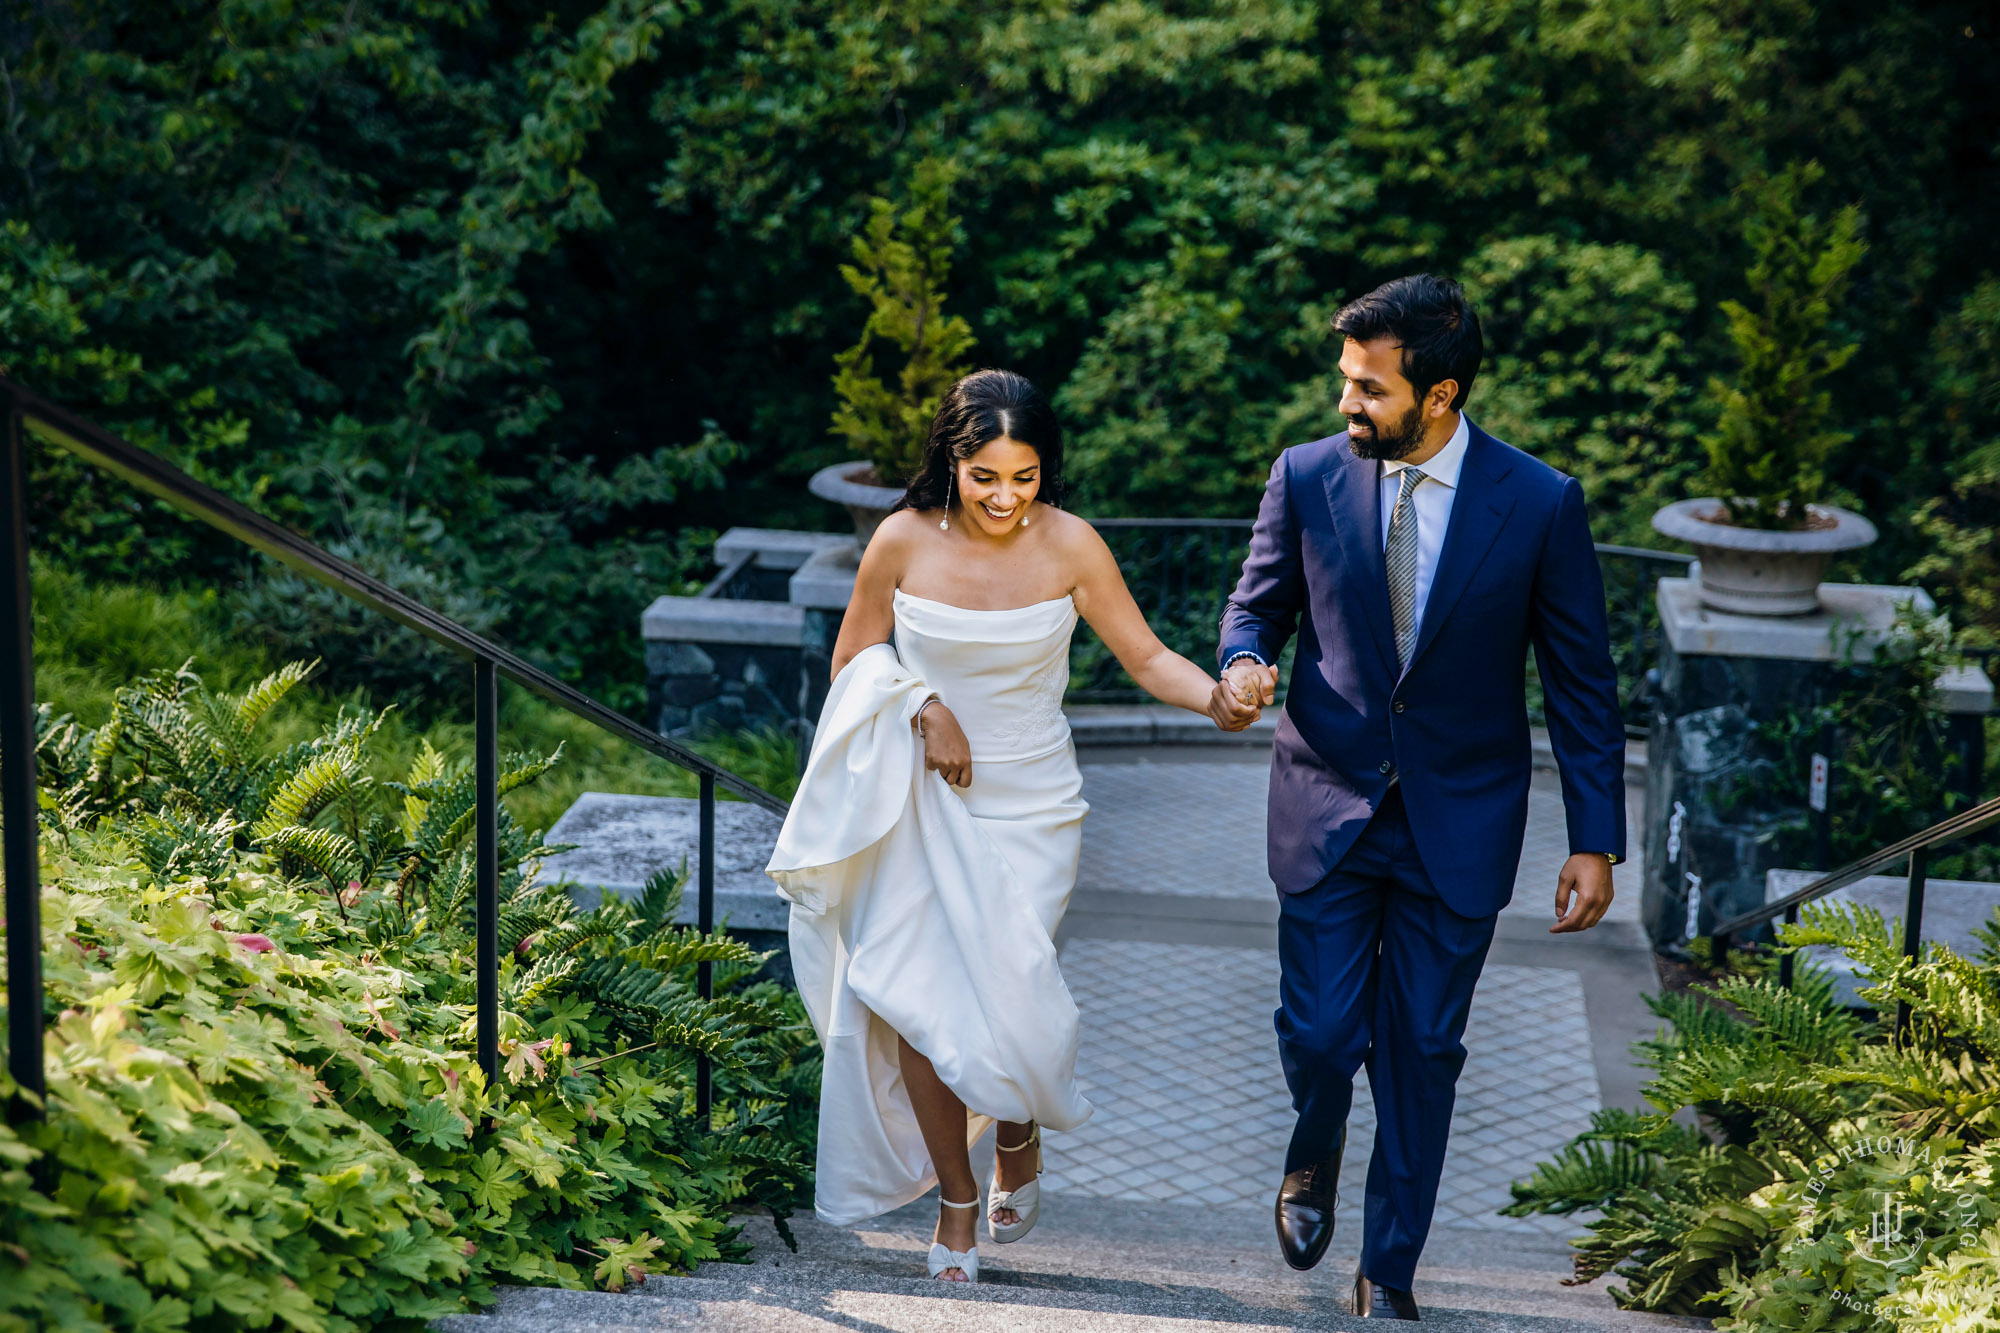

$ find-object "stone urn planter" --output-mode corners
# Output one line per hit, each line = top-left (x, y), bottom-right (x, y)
(1651, 498), (1878, 616)
(809, 460), (905, 549)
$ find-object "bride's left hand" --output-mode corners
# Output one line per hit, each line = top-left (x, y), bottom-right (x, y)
(917, 701), (974, 788)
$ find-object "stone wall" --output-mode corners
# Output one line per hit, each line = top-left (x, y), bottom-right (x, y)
(640, 530), (854, 740)
(645, 633), (805, 738)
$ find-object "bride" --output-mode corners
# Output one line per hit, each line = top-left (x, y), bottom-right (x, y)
(768, 368), (1262, 1283)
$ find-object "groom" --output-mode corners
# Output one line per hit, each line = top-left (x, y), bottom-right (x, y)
(1215, 275), (1626, 1319)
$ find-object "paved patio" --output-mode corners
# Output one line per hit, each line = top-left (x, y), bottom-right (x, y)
(1041, 748), (1657, 1239)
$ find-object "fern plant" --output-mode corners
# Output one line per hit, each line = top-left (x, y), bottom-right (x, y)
(1507, 902), (2000, 1329)
(7, 659), (817, 1331)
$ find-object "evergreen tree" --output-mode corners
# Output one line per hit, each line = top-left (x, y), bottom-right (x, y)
(1702, 164), (1868, 529)
(827, 158), (976, 485)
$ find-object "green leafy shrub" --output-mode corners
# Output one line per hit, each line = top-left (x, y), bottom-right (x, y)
(1904, 279), (2000, 649)
(1, 661), (816, 1332)
(1748, 604), (1998, 883)
(26, 559), (802, 835)
(1506, 902), (2000, 1329)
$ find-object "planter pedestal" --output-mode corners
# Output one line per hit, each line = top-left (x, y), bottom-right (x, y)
(808, 461), (903, 548)
(1641, 576), (1993, 953)
(640, 529), (852, 738)
(1652, 499), (1877, 616)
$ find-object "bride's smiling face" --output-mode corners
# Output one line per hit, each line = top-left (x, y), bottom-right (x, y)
(955, 436), (1041, 537)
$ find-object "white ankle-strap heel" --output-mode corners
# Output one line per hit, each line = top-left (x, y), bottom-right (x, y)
(987, 1125), (1042, 1244)
(927, 1195), (980, 1283)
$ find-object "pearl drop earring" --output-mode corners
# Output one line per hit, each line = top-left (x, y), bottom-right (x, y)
(940, 469), (953, 531)
(1020, 510), (1031, 527)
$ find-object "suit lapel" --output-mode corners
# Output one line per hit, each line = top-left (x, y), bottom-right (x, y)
(1321, 441), (1398, 678)
(1407, 425), (1516, 674)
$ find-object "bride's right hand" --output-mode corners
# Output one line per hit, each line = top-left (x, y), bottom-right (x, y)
(917, 701), (973, 788)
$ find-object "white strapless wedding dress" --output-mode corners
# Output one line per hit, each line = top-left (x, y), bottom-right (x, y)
(767, 590), (1093, 1225)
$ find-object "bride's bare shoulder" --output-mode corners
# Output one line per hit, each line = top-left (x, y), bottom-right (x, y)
(1037, 507), (1121, 596)
(1036, 504), (1098, 542)
(1039, 505), (1110, 558)
(874, 506), (934, 546)
(858, 507), (944, 584)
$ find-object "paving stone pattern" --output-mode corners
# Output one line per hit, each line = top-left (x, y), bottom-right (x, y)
(1076, 759), (1644, 923)
(1045, 939), (1595, 1237)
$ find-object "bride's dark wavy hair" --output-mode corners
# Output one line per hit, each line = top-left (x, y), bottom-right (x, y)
(894, 369), (1067, 514)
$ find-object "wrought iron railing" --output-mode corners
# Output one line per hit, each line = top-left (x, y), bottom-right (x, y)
(1710, 792), (2000, 1037)
(1071, 519), (1264, 704)
(1595, 543), (1698, 737)
(0, 379), (789, 1124)
(1071, 518), (1694, 739)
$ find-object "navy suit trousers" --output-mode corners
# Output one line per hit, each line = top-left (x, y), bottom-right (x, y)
(1274, 785), (1497, 1290)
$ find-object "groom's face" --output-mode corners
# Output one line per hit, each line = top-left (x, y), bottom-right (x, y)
(1337, 337), (1425, 462)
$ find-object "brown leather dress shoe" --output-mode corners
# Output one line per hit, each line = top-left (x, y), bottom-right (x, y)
(1274, 1158), (1338, 1271)
(1353, 1268), (1421, 1320)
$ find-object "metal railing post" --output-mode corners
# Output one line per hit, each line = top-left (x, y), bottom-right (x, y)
(696, 771), (715, 1123)
(1, 407), (45, 1122)
(1895, 845), (1929, 1043)
(475, 657), (500, 1089)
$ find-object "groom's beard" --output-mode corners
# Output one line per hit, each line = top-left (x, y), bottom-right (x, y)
(1346, 404), (1425, 461)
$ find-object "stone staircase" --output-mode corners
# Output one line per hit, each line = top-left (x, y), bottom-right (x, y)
(435, 1193), (1708, 1333)
(449, 751), (1698, 1333)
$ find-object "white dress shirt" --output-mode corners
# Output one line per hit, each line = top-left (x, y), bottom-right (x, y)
(1221, 414), (1474, 676)
(1379, 413), (1470, 631)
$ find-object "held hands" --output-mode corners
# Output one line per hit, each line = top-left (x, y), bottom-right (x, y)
(916, 700), (973, 787)
(1552, 853), (1615, 933)
(1208, 659), (1278, 732)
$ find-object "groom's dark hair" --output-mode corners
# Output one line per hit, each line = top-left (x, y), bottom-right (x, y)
(1333, 274), (1483, 412)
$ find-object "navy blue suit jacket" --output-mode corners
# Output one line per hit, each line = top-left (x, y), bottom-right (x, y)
(1219, 421), (1626, 918)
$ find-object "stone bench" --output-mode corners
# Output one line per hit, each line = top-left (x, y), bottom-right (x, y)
(540, 793), (790, 976)
(1766, 867), (2000, 1008)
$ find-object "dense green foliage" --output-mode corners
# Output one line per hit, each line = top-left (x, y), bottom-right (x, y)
(1506, 904), (2000, 1330)
(1745, 605), (1999, 883)
(1907, 279), (2000, 646)
(0, 660), (816, 1331)
(4, 0), (1998, 711)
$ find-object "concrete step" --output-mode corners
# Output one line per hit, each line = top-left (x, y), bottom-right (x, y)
(435, 1197), (1704, 1333)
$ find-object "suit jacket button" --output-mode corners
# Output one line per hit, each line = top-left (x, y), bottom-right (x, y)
(1393, 700), (1406, 714)
(1379, 760), (1393, 774)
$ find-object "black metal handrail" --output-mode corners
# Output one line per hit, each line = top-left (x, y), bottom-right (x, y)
(1072, 517), (1694, 737)
(0, 377), (788, 1124)
(1710, 792), (2000, 1035)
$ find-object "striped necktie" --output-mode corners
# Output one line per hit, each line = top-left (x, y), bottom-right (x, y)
(1386, 466), (1428, 671)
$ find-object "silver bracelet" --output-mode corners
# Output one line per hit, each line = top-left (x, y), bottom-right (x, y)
(916, 697), (941, 737)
